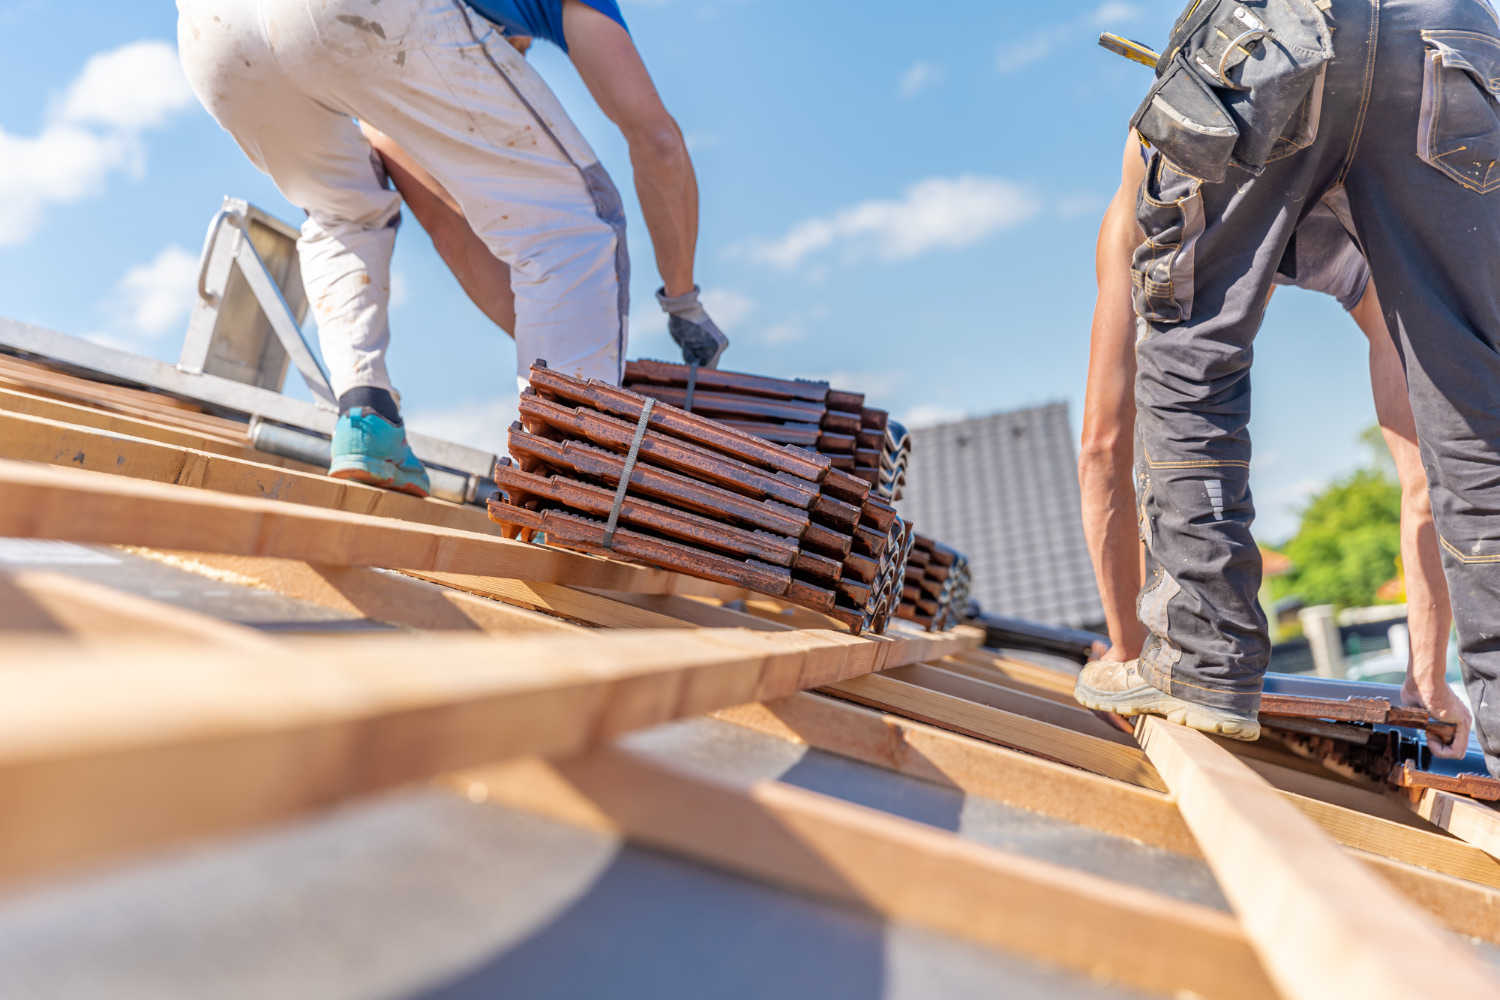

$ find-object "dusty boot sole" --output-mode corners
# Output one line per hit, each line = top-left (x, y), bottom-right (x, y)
(1074, 675), (1260, 741)
(330, 464), (430, 499)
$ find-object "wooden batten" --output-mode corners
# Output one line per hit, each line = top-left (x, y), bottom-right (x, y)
(715, 693), (1500, 943)
(1135, 717), (1500, 1000)
(1411, 787), (1500, 860)
(0, 409), (497, 535)
(0, 624), (972, 885)
(454, 746), (1278, 1000)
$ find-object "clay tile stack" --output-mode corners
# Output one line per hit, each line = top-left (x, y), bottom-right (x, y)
(487, 362), (913, 634)
(897, 534), (972, 632)
(622, 359), (909, 501)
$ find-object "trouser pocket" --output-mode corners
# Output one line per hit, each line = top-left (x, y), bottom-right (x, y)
(1132, 57), (1240, 182)
(1140, 0), (1333, 179)
(1132, 153), (1205, 324)
(1418, 29), (1500, 193)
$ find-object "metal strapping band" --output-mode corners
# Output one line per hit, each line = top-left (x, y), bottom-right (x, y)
(684, 362), (699, 413)
(603, 397), (654, 548)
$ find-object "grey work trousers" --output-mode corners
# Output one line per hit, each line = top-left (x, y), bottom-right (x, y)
(1132, 0), (1500, 770)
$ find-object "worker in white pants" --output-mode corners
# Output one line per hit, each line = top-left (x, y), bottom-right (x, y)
(177, 0), (727, 496)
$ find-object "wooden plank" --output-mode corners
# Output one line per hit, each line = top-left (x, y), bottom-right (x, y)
(0, 459), (682, 593)
(1354, 850), (1500, 945)
(133, 551), (585, 636)
(580, 590), (798, 631)
(714, 693), (1199, 853)
(934, 654), (1083, 707)
(714, 694), (1500, 941)
(455, 747), (1277, 1000)
(1411, 787), (1500, 860)
(403, 572), (696, 630)
(950, 649), (1079, 697)
(0, 409), (497, 535)
(0, 622), (970, 883)
(0, 569), (277, 647)
(0, 384), (259, 459)
(0, 353), (255, 442)
(823, 672), (1170, 792)
(1135, 716), (1500, 1000)
(886, 662), (1136, 744)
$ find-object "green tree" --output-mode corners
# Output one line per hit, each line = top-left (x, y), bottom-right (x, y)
(1271, 428), (1402, 609)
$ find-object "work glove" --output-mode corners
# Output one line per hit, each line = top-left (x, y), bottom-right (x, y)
(657, 286), (729, 369)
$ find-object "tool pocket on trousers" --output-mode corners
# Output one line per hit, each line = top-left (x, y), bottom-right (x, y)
(1140, 0), (1333, 178)
(1132, 153), (1205, 324)
(1131, 58), (1240, 183)
(1419, 30), (1500, 194)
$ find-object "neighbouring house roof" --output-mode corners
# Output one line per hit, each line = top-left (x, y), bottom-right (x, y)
(896, 402), (1104, 629)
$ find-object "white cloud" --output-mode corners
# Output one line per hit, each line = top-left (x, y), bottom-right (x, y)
(110, 244), (199, 338)
(744, 176), (1040, 270)
(804, 370), (905, 404)
(998, 3), (1141, 74)
(899, 61), (937, 99)
(902, 403), (967, 429)
(390, 271), (410, 309)
(1091, 2), (1141, 25)
(0, 40), (194, 248)
(405, 394), (521, 457)
(762, 321), (804, 346)
(56, 41), (195, 131)
(699, 288), (753, 329)
(1057, 192), (1106, 218)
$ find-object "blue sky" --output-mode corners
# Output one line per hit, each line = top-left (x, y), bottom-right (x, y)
(0, 0), (1384, 540)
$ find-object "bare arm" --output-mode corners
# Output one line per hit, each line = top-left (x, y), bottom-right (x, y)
(359, 122), (518, 337)
(563, 0), (697, 297)
(1351, 284), (1472, 757)
(1080, 134), (1150, 662)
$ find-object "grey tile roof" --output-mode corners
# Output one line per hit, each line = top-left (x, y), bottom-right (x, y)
(896, 403), (1105, 629)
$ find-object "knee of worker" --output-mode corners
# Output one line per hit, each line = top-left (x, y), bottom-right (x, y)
(508, 228), (626, 385)
(298, 214), (399, 305)
(514, 304), (623, 387)
(512, 275), (625, 387)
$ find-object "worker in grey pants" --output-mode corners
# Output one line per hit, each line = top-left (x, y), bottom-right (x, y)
(1075, 0), (1500, 772)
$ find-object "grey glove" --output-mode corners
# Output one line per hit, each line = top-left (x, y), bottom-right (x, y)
(657, 285), (729, 369)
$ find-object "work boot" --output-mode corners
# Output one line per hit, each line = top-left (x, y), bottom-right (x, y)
(329, 407), (431, 498)
(1074, 659), (1260, 741)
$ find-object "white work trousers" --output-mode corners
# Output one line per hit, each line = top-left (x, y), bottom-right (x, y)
(177, 0), (629, 399)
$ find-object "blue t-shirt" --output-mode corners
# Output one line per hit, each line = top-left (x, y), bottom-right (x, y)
(468, 0), (627, 53)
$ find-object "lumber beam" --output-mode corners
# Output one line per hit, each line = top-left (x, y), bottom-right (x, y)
(885, 661), (1135, 743)
(1135, 716), (1500, 1000)
(948, 648), (1080, 698)
(0, 384), (255, 460)
(133, 551), (585, 636)
(0, 569), (276, 647)
(1410, 787), (1500, 860)
(0, 624), (969, 883)
(0, 410), (496, 535)
(934, 653), (1083, 707)
(714, 693), (1500, 940)
(454, 746), (1277, 1000)
(0, 459), (682, 593)
(402, 572), (697, 630)
(582, 590), (799, 631)
(824, 671), (1170, 792)
(714, 693), (1198, 853)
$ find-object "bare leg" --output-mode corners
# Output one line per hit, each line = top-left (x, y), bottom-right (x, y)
(1351, 283), (1472, 756)
(1079, 133), (1149, 662)
(563, 0), (697, 297)
(359, 123), (517, 337)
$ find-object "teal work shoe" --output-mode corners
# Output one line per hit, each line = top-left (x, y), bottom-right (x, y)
(1074, 658), (1261, 741)
(329, 407), (431, 498)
